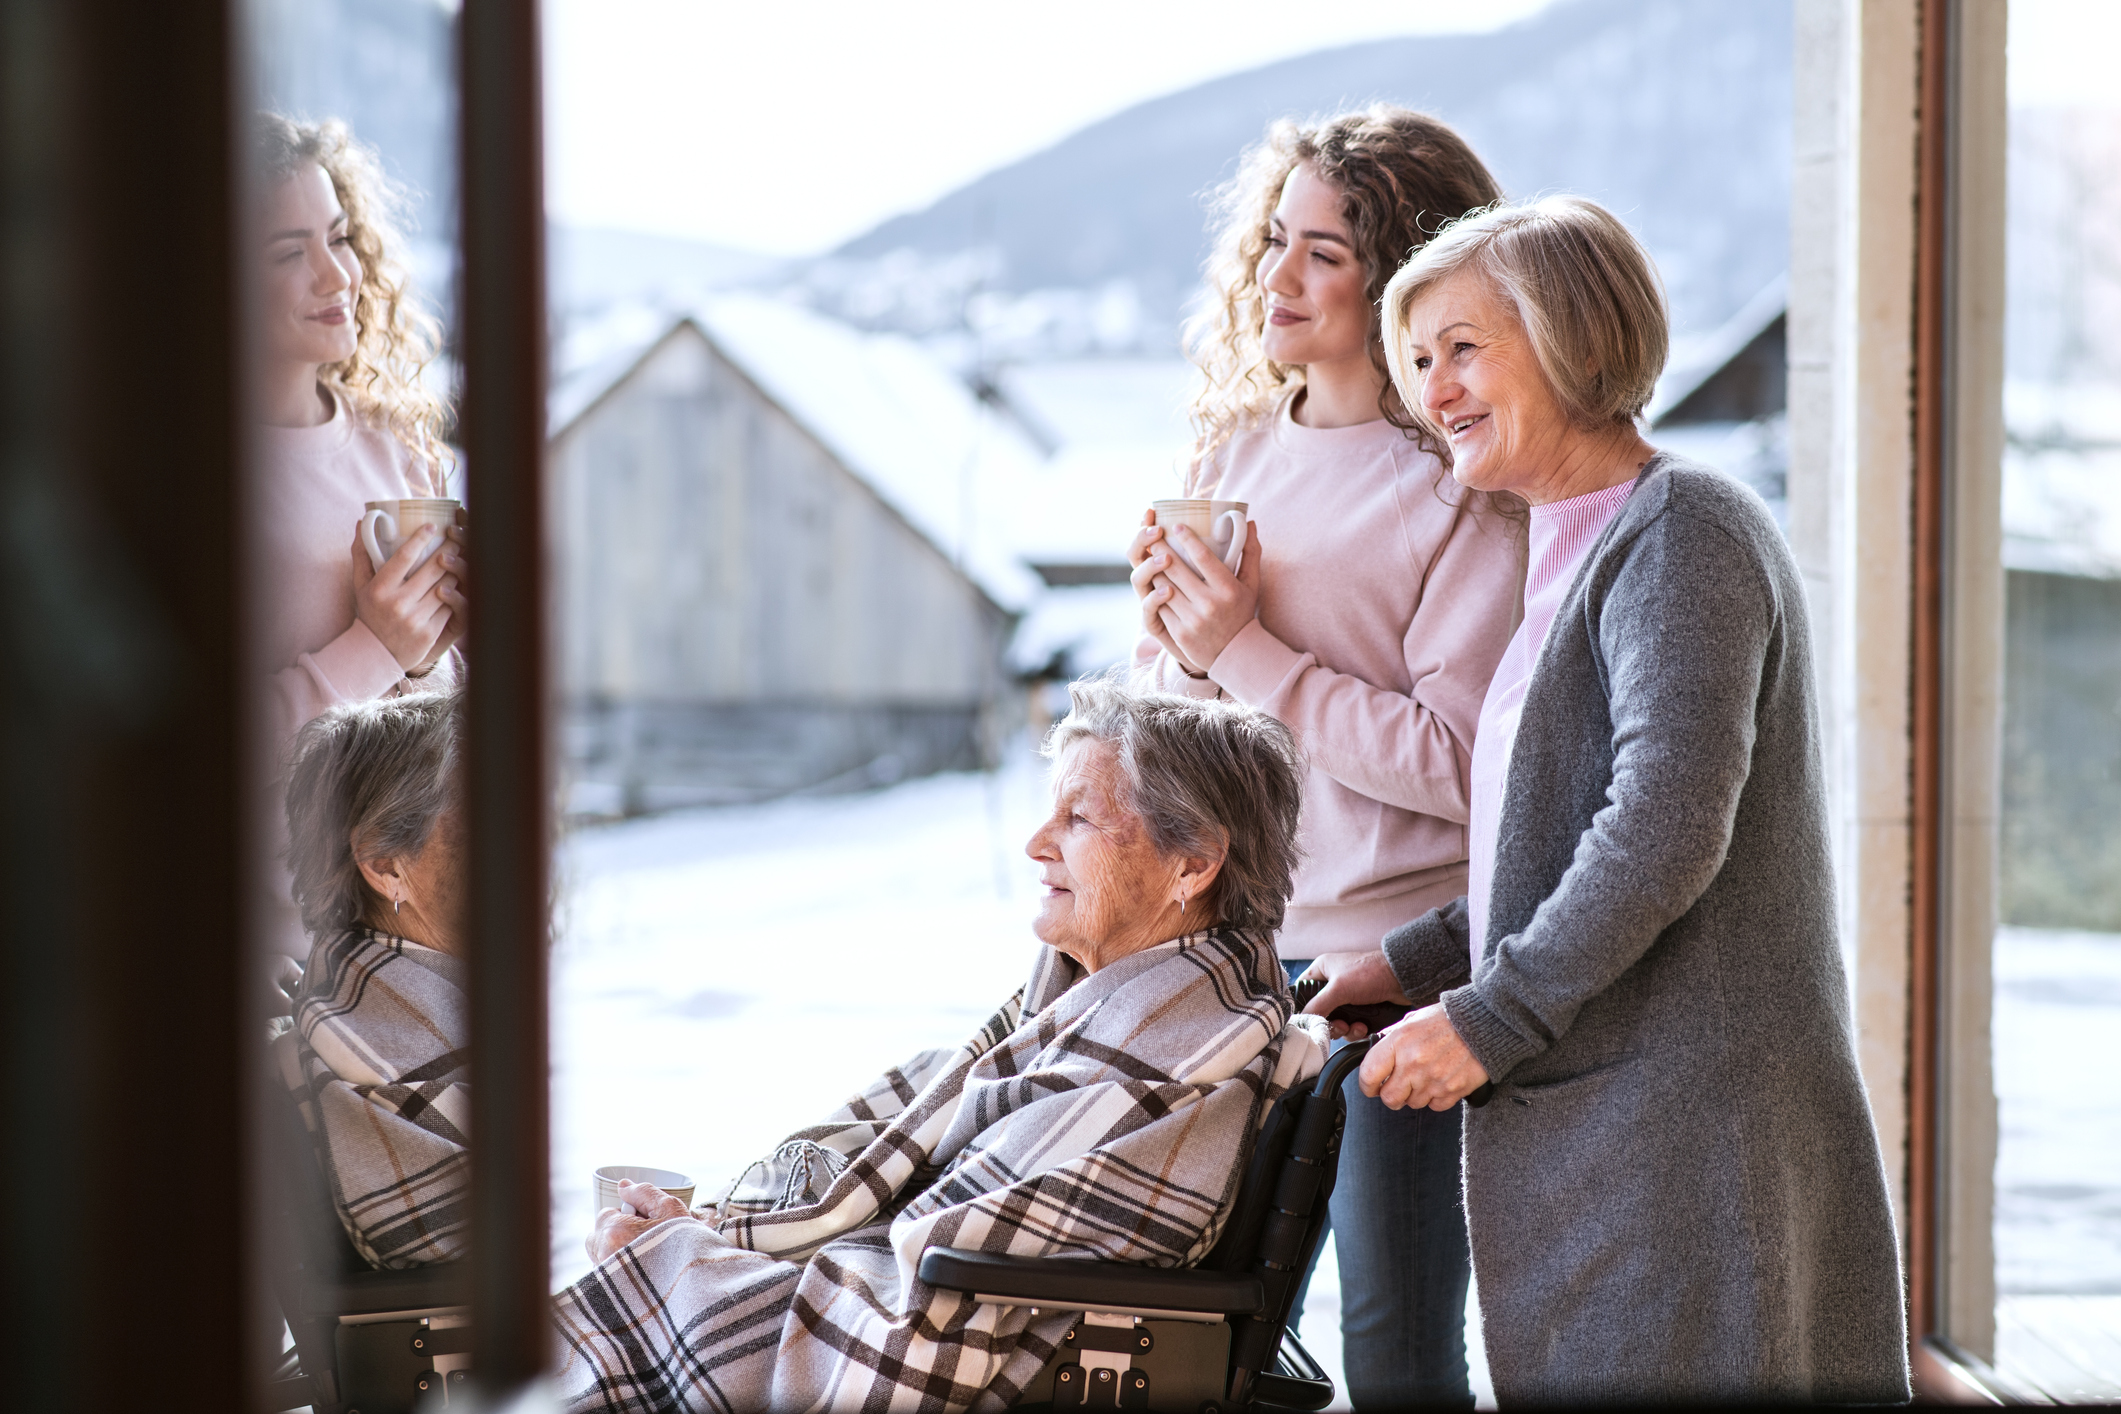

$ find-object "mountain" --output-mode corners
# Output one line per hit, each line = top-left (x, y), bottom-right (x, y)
(548, 225), (788, 320)
(822, 0), (1791, 353)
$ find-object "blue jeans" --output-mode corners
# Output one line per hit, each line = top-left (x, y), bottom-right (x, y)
(1286, 960), (1473, 1409)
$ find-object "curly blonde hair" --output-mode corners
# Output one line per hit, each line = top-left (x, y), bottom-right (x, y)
(1185, 105), (1502, 483)
(254, 113), (452, 478)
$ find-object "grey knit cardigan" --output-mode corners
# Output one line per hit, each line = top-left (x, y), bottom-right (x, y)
(1383, 455), (1911, 1404)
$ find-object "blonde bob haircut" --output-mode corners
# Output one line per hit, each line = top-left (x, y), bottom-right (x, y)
(1381, 195), (1670, 435)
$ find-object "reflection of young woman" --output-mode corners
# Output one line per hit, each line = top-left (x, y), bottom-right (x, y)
(1130, 107), (1519, 1407)
(251, 115), (465, 952)
(252, 114), (464, 750)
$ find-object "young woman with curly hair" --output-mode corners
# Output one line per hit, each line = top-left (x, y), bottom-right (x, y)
(1128, 105), (1520, 1407)
(250, 113), (467, 952)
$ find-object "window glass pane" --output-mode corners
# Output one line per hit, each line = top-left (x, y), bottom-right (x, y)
(1994, 0), (2121, 1399)
(243, 0), (469, 1394)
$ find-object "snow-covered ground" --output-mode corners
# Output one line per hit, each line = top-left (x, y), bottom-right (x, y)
(1991, 926), (2121, 1401)
(550, 747), (1497, 1407)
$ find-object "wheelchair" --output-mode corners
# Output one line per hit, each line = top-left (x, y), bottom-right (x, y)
(923, 1035), (1376, 1413)
(264, 1071), (471, 1413)
(266, 1035), (1370, 1413)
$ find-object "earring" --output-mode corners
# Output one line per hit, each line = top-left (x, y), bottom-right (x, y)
(394, 895), (403, 918)
(1179, 895), (1187, 916)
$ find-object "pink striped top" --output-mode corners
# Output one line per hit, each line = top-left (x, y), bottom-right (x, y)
(1466, 477), (1638, 964)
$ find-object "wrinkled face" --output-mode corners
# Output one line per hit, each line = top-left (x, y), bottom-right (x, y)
(1400, 266), (1577, 498)
(1257, 163), (1372, 370)
(401, 803), (467, 952)
(1024, 740), (1181, 972)
(257, 163), (361, 370)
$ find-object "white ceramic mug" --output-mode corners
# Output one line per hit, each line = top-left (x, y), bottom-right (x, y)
(360, 497), (460, 574)
(1151, 498), (1250, 577)
(593, 1164), (696, 1222)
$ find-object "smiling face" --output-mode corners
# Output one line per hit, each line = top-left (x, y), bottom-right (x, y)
(1399, 265), (1579, 499)
(1256, 163), (1374, 371)
(257, 163), (361, 371)
(1024, 739), (1188, 973)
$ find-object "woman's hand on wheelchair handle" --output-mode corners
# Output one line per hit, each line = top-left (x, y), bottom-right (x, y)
(1357, 1002), (1489, 1111)
(1299, 948), (1411, 1039)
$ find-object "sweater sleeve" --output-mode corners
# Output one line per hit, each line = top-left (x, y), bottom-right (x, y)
(1441, 507), (1775, 1083)
(1381, 897), (1474, 1006)
(1206, 503), (1521, 822)
(1129, 628), (1223, 700)
(264, 618), (408, 759)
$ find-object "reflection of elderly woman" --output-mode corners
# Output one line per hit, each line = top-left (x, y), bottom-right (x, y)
(272, 690), (468, 1268)
(1305, 198), (1911, 1402)
(554, 680), (1319, 1413)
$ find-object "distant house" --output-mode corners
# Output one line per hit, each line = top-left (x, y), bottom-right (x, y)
(1647, 274), (1791, 524)
(548, 296), (1045, 814)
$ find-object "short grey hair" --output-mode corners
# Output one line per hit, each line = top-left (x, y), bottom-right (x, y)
(1382, 195), (1670, 431)
(283, 689), (461, 939)
(1043, 676), (1305, 934)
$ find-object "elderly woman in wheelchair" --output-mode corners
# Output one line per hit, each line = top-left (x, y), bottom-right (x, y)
(553, 677), (1329, 1413)
(271, 688), (470, 1271)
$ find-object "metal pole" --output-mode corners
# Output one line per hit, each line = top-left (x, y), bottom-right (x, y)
(458, 0), (553, 1393)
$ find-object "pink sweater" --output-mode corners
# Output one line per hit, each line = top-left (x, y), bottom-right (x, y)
(1466, 477), (1637, 965)
(1135, 402), (1523, 959)
(255, 395), (456, 756)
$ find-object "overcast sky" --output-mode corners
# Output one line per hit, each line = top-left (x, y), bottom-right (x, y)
(542, 0), (1553, 254)
(543, 0), (2120, 257)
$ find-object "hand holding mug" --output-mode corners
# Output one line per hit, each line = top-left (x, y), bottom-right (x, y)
(351, 520), (466, 672)
(587, 1178), (696, 1263)
(1129, 511), (1207, 675)
(1141, 518), (1264, 671)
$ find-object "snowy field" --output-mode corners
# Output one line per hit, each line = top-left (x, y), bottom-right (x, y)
(1991, 926), (2121, 1401)
(550, 746), (1496, 1409)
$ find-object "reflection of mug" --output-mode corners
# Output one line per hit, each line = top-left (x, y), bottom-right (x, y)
(360, 498), (460, 573)
(593, 1164), (696, 1222)
(1151, 499), (1250, 577)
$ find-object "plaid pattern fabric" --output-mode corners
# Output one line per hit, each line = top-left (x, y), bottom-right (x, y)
(271, 925), (470, 1268)
(553, 927), (1322, 1413)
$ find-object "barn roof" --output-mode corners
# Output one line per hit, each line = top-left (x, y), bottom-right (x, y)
(1648, 273), (1789, 426)
(551, 295), (1046, 610)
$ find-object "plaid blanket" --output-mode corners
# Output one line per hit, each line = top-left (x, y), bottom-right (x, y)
(271, 925), (471, 1268)
(553, 926), (1320, 1413)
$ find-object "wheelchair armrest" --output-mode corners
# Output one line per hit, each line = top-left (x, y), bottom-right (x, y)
(918, 1248), (1263, 1317)
(304, 1258), (473, 1319)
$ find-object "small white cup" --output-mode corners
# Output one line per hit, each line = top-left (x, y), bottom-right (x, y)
(1150, 498), (1250, 578)
(593, 1164), (696, 1223)
(360, 497), (460, 573)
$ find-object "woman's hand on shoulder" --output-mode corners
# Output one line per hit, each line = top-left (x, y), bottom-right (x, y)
(586, 1179), (700, 1264)
(351, 524), (466, 672)
(1357, 1003), (1489, 1111)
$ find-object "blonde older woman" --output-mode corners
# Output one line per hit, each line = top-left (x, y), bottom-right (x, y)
(1305, 198), (1910, 1403)
(555, 679), (1322, 1414)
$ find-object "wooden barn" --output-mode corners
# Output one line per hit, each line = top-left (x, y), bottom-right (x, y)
(549, 296), (1044, 813)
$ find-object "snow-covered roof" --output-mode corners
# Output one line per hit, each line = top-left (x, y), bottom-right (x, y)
(2003, 382), (2121, 579)
(551, 295), (1046, 610)
(1649, 272), (1788, 426)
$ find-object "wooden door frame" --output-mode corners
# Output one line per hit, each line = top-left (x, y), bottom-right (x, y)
(458, 0), (555, 1398)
